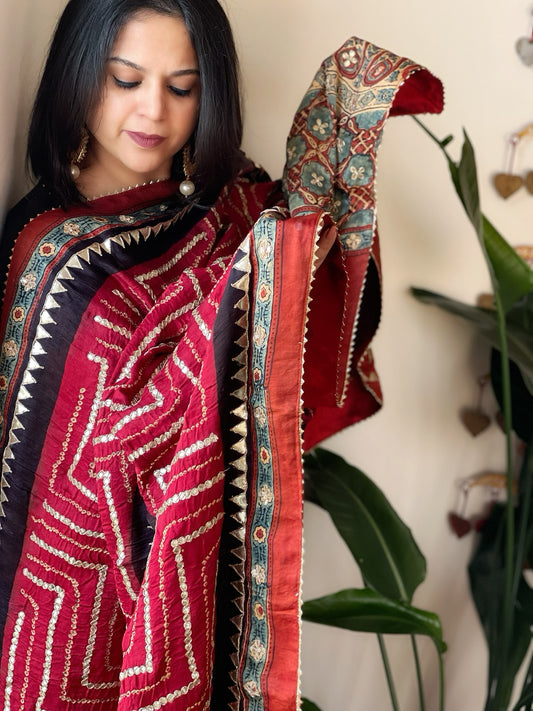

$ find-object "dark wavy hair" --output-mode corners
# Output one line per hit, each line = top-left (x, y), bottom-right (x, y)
(28, 0), (244, 205)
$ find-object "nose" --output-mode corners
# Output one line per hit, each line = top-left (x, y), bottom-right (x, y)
(138, 81), (166, 122)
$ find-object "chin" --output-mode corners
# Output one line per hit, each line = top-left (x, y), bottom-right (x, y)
(124, 159), (172, 181)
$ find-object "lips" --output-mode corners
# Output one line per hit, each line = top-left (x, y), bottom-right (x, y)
(125, 131), (165, 148)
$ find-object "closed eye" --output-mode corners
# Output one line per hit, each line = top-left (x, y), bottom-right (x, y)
(112, 76), (192, 97)
(113, 76), (140, 89)
(169, 86), (192, 97)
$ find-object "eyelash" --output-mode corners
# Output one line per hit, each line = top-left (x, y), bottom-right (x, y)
(112, 76), (191, 97)
(169, 86), (191, 97)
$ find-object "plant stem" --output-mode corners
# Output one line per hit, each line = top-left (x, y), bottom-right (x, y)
(493, 291), (515, 709)
(410, 636), (425, 711)
(377, 634), (400, 711)
(412, 117), (444, 149)
(412, 116), (453, 162)
(435, 642), (445, 711)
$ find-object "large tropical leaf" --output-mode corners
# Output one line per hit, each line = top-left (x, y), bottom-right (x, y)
(491, 350), (533, 442)
(444, 131), (533, 311)
(456, 130), (481, 236)
(302, 588), (446, 653)
(303, 448), (426, 602)
(469, 505), (532, 709)
(301, 699), (323, 711)
(482, 217), (533, 313)
(507, 291), (533, 335)
(411, 287), (533, 394)
(416, 123), (533, 312)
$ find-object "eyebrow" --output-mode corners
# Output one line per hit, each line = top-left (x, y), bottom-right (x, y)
(108, 56), (200, 76)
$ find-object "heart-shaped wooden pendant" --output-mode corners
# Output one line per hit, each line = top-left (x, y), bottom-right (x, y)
(460, 408), (491, 436)
(494, 173), (523, 199)
(517, 37), (533, 66)
(525, 171), (533, 194)
(448, 512), (471, 538)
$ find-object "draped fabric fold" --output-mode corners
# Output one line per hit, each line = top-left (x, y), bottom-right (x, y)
(0, 37), (442, 710)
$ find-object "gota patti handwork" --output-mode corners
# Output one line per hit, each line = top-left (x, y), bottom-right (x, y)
(0, 38), (442, 710)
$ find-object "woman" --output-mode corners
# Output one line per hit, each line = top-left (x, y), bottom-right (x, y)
(0, 0), (443, 708)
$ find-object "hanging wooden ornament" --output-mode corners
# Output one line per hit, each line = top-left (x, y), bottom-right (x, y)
(525, 171), (533, 193)
(493, 134), (523, 198)
(494, 173), (523, 198)
(516, 37), (533, 65)
(516, 13), (533, 66)
(448, 472), (512, 538)
(459, 374), (491, 436)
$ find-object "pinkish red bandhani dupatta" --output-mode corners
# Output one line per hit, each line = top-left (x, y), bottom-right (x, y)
(0, 38), (442, 710)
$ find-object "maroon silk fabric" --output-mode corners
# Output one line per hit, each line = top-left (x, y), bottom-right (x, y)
(0, 176), (282, 709)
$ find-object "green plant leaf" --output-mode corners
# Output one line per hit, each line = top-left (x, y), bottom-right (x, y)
(482, 217), (533, 313)
(469, 505), (532, 708)
(301, 699), (323, 711)
(413, 121), (533, 313)
(456, 131), (482, 236)
(507, 291), (533, 335)
(491, 350), (533, 442)
(411, 287), (533, 394)
(444, 129), (533, 311)
(303, 448), (426, 602)
(302, 588), (446, 653)
(412, 286), (499, 336)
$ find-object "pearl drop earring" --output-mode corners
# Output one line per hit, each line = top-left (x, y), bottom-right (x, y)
(70, 128), (89, 179)
(179, 144), (196, 197)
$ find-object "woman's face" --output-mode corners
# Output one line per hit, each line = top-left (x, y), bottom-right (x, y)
(83, 11), (200, 195)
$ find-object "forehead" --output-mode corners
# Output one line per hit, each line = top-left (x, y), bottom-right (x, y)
(111, 10), (198, 68)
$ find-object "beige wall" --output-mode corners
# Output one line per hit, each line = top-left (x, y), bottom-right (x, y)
(2, 0), (533, 708)
(0, 0), (66, 213)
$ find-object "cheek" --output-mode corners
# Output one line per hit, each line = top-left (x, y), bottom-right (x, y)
(169, 113), (196, 146)
(89, 96), (130, 136)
